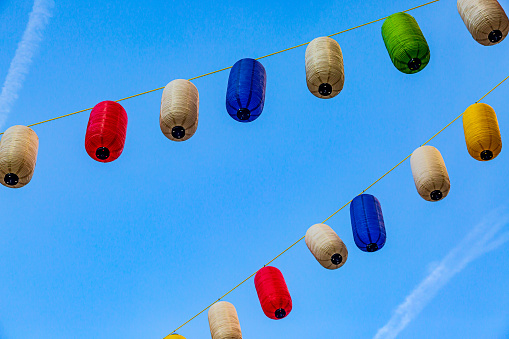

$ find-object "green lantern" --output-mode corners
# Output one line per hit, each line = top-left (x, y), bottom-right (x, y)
(381, 12), (430, 74)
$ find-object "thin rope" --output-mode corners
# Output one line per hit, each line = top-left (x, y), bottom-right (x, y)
(0, 0), (439, 137)
(165, 74), (508, 337)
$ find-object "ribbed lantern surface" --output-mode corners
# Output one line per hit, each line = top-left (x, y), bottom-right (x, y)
(305, 223), (348, 269)
(85, 101), (128, 162)
(0, 125), (39, 188)
(381, 12), (430, 74)
(463, 103), (502, 161)
(410, 146), (450, 201)
(457, 0), (509, 45)
(254, 266), (292, 320)
(160, 79), (199, 141)
(226, 58), (267, 122)
(208, 301), (242, 339)
(350, 194), (386, 252)
(305, 36), (345, 99)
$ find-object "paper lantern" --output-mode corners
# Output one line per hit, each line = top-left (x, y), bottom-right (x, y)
(0, 125), (39, 188)
(305, 36), (345, 98)
(457, 0), (509, 45)
(381, 12), (430, 74)
(463, 103), (502, 161)
(163, 335), (186, 339)
(160, 79), (199, 141)
(226, 58), (266, 122)
(350, 194), (386, 252)
(208, 301), (242, 339)
(305, 223), (348, 269)
(410, 146), (450, 201)
(254, 266), (292, 320)
(85, 101), (128, 162)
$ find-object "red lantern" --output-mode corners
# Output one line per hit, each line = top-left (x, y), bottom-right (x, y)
(254, 266), (292, 320)
(85, 101), (128, 162)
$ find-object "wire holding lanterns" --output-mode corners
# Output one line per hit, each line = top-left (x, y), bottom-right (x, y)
(0, 0), (441, 138)
(164, 74), (508, 337)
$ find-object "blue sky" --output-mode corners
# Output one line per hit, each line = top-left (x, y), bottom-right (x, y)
(0, 0), (508, 338)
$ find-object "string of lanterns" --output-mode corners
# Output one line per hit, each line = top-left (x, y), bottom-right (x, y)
(162, 1), (508, 337)
(0, 0), (506, 338)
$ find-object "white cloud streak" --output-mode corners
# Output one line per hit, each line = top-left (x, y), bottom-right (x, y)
(0, 0), (54, 129)
(374, 208), (509, 339)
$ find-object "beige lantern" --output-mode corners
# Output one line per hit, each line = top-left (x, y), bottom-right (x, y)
(410, 146), (450, 201)
(0, 125), (39, 188)
(462, 103), (502, 161)
(457, 0), (509, 45)
(208, 301), (242, 339)
(305, 223), (348, 269)
(305, 36), (345, 99)
(160, 79), (199, 141)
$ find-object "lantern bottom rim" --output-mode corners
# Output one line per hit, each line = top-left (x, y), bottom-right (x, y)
(331, 253), (343, 265)
(96, 147), (110, 160)
(430, 190), (443, 201)
(4, 173), (19, 186)
(489, 30), (503, 43)
(480, 150), (494, 161)
(237, 108), (251, 121)
(407, 58), (421, 71)
(366, 243), (379, 252)
(171, 126), (186, 139)
(275, 308), (287, 319)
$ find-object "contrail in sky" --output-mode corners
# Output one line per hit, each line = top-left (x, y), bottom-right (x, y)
(374, 208), (509, 339)
(0, 0), (54, 129)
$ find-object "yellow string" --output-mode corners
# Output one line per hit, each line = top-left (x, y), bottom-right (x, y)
(165, 74), (509, 337)
(0, 0), (439, 137)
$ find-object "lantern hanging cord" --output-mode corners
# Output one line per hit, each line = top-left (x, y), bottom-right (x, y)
(0, 0), (440, 136)
(164, 74), (509, 338)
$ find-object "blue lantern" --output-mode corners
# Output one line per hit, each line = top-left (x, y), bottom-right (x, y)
(350, 194), (386, 252)
(226, 58), (267, 122)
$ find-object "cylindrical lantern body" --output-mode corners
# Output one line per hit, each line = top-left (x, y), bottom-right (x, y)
(305, 223), (348, 269)
(0, 125), (39, 188)
(226, 58), (267, 122)
(381, 12), (430, 74)
(305, 36), (345, 99)
(160, 79), (199, 141)
(463, 103), (502, 161)
(457, 0), (509, 45)
(410, 146), (450, 201)
(254, 266), (292, 320)
(85, 101), (128, 162)
(350, 194), (386, 252)
(208, 301), (242, 339)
